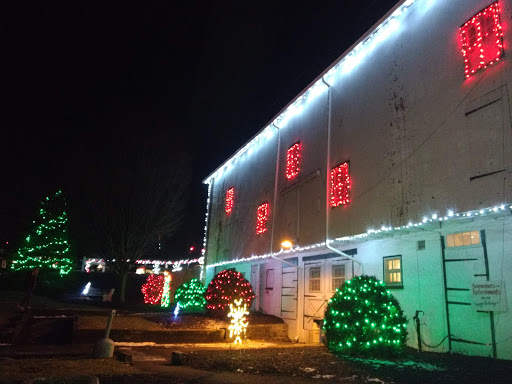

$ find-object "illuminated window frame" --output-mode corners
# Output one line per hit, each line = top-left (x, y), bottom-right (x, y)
(460, 2), (503, 79)
(256, 203), (269, 234)
(285, 142), (301, 179)
(330, 162), (351, 207)
(446, 230), (480, 247)
(225, 187), (234, 214)
(383, 255), (402, 289)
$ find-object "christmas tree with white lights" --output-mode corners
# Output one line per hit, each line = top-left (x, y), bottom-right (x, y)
(12, 190), (73, 275)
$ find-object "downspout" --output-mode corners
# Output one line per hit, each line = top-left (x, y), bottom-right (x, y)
(323, 76), (364, 275)
(270, 121), (301, 271)
(269, 121), (303, 342)
(270, 122), (281, 254)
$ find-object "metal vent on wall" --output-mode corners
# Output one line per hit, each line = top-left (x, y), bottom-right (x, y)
(417, 240), (426, 251)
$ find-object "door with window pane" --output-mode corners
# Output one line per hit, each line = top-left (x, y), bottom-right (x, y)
(304, 263), (325, 331)
(304, 259), (349, 333)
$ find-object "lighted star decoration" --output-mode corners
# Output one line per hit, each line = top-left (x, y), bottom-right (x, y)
(227, 298), (249, 344)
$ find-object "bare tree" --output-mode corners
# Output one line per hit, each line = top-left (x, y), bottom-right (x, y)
(87, 131), (190, 303)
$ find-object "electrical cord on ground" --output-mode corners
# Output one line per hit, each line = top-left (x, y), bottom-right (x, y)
(421, 335), (450, 349)
(416, 321), (512, 348)
(414, 321), (449, 349)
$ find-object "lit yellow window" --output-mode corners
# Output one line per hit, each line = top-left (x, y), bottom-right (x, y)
(446, 231), (480, 247)
(384, 256), (402, 288)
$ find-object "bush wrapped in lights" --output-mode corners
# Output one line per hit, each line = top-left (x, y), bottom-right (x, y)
(141, 274), (165, 305)
(173, 278), (206, 311)
(324, 275), (408, 356)
(205, 269), (255, 317)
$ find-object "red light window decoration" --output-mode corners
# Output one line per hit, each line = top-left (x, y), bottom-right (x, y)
(286, 142), (301, 179)
(256, 203), (269, 234)
(330, 162), (351, 207)
(460, 2), (503, 79)
(225, 187), (234, 214)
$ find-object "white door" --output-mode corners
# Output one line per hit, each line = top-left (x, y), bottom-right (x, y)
(304, 262), (325, 335)
(303, 258), (350, 338)
(251, 264), (260, 311)
(442, 230), (495, 357)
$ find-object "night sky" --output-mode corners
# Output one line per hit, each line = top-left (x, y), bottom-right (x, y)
(3, 0), (399, 261)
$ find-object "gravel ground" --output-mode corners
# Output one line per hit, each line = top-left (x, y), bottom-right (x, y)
(2, 298), (511, 384)
(44, 313), (512, 383)
(183, 346), (512, 384)
(0, 357), (143, 383)
(2, 347), (510, 384)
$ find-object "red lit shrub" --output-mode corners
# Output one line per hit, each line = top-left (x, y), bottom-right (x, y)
(205, 269), (255, 317)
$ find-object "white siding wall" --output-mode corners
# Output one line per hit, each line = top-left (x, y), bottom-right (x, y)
(204, 0), (512, 359)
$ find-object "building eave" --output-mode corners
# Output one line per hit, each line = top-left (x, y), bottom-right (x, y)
(203, 0), (411, 185)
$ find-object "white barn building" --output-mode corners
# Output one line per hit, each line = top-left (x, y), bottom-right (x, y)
(202, 0), (512, 360)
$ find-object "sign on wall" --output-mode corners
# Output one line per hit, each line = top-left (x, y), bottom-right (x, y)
(471, 281), (507, 312)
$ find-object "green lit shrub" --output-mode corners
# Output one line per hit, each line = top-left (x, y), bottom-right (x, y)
(173, 278), (206, 311)
(324, 275), (408, 356)
(205, 269), (255, 317)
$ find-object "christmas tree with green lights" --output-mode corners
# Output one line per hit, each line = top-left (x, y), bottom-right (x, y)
(324, 275), (408, 356)
(12, 190), (73, 275)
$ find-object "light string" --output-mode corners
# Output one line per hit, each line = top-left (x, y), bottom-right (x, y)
(141, 274), (165, 305)
(160, 271), (172, 308)
(205, 269), (255, 313)
(285, 142), (301, 179)
(173, 278), (207, 310)
(460, 2), (503, 78)
(12, 190), (73, 275)
(206, 203), (511, 269)
(228, 298), (249, 344)
(225, 187), (235, 214)
(256, 203), (269, 234)
(330, 162), (351, 207)
(324, 275), (408, 354)
(203, 0), (419, 184)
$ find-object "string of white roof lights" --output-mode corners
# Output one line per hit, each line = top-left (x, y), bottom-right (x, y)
(206, 203), (512, 269)
(201, 0), (429, 261)
(203, 0), (420, 186)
